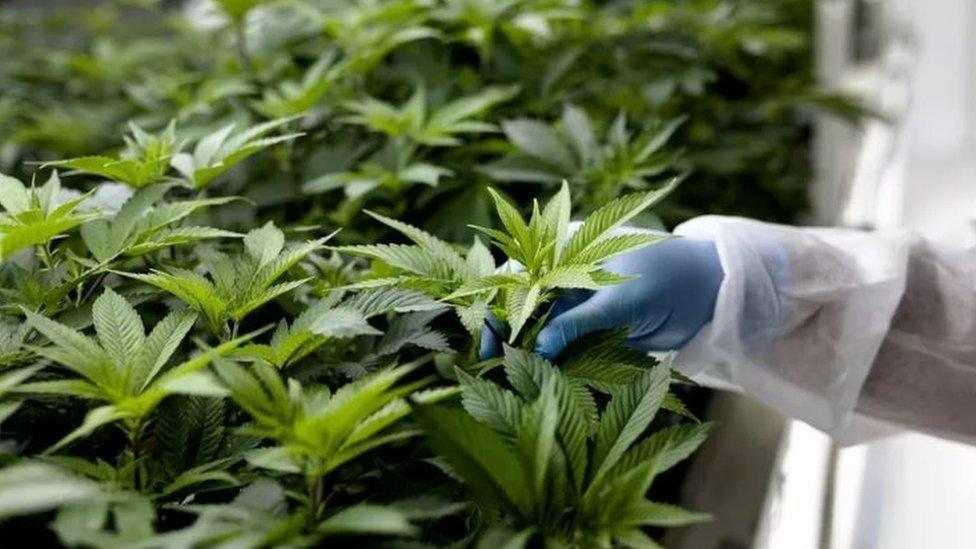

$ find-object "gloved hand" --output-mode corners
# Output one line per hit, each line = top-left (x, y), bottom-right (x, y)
(480, 236), (724, 360)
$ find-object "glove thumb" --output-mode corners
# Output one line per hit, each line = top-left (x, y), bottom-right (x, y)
(533, 296), (619, 360)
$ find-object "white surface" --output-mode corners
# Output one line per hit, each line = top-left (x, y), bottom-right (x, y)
(755, 422), (832, 549)
(834, 434), (976, 549)
(830, 0), (976, 547)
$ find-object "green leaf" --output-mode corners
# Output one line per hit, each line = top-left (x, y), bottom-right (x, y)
(443, 272), (529, 300)
(456, 368), (522, 437)
(562, 105), (596, 166)
(623, 501), (711, 527)
(505, 284), (540, 343)
(502, 119), (576, 174)
(485, 188), (530, 250)
(365, 210), (467, 275)
(542, 181), (571, 264)
(92, 288), (145, 371)
(308, 306), (382, 339)
(45, 122), (177, 188)
(171, 118), (301, 188)
(0, 462), (102, 519)
(319, 504), (418, 537)
(244, 222), (285, 267)
(615, 528), (665, 549)
(562, 179), (679, 264)
(465, 237), (495, 278)
(502, 347), (593, 490)
(132, 309), (197, 392)
(538, 265), (602, 290)
(342, 287), (446, 317)
(516, 382), (559, 507)
(415, 405), (533, 520)
(23, 309), (110, 383)
(611, 422), (716, 478)
(570, 233), (668, 265)
(335, 243), (455, 280)
(0, 174), (29, 213)
(589, 365), (671, 490)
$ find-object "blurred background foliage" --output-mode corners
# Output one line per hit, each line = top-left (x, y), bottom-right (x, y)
(0, 0), (863, 243)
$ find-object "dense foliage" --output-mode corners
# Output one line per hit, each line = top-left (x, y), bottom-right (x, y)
(0, 0), (857, 233)
(0, 0), (854, 546)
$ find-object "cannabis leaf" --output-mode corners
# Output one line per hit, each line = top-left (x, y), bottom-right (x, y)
(341, 85), (519, 146)
(0, 462), (103, 519)
(80, 184), (239, 263)
(170, 118), (302, 189)
(124, 222), (328, 336)
(0, 171), (100, 261)
(236, 288), (445, 369)
(483, 106), (685, 206)
(17, 288), (255, 452)
(418, 345), (712, 546)
(253, 54), (344, 119)
(214, 358), (457, 506)
(340, 180), (676, 343)
(45, 122), (179, 188)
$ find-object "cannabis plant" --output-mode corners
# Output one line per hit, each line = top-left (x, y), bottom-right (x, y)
(337, 179), (675, 345)
(420, 346), (713, 547)
(47, 119), (299, 191)
(0, 171), (99, 261)
(335, 181), (710, 546)
(484, 106), (686, 210)
(0, 0), (852, 543)
(125, 221), (327, 337)
(17, 288), (252, 453)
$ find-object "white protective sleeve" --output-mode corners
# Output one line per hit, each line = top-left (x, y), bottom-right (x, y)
(673, 216), (976, 444)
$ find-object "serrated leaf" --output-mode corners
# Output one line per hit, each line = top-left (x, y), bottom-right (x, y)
(456, 368), (522, 437)
(444, 272), (528, 300)
(589, 365), (671, 490)
(309, 306), (382, 339)
(611, 422), (715, 479)
(623, 500), (711, 527)
(0, 174), (29, 213)
(542, 181), (571, 264)
(92, 288), (145, 371)
(132, 309), (197, 393)
(538, 265), (602, 290)
(244, 222), (284, 266)
(365, 210), (466, 275)
(562, 178), (679, 264)
(570, 233), (668, 265)
(414, 405), (533, 520)
(562, 105), (596, 166)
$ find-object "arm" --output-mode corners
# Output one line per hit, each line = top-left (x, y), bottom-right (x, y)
(504, 216), (976, 443)
(678, 216), (976, 442)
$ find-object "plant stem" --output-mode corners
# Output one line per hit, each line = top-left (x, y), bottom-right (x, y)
(129, 419), (147, 492)
(233, 19), (254, 75)
(307, 471), (325, 520)
(37, 242), (56, 271)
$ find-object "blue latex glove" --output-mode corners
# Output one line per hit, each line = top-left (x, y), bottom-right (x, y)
(480, 236), (724, 360)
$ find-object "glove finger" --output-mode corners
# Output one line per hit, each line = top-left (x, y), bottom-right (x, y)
(533, 294), (624, 360)
(478, 311), (507, 360)
(628, 309), (709, 352)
